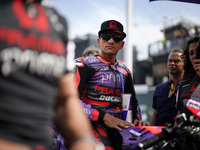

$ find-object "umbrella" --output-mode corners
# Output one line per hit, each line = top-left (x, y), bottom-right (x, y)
(149, 0), (200, 5)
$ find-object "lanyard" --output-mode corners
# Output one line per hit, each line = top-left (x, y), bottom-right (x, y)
(116, 69), (124, 94)
(168, 83), (177, 97)
(110, 64), (125, 94)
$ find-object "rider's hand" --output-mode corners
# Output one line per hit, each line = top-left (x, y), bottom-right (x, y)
(133, 119), (149, 126)
(103, 113), (133, 131)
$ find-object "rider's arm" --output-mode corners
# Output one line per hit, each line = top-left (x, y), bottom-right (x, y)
(124, 73), (149, 126)
(75, 58), (106, 123)
(80, 100), (106, 123)
(80, 98), (133, 131)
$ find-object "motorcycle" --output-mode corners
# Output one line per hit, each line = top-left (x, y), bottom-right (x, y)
(50, 121), (164, 150)
(137, 113), (200, 150)
(120, 125), (163, 150)
(50, 111), (200, 150)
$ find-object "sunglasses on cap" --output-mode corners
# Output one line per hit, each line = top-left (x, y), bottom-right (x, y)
(100, 33), (124, 42)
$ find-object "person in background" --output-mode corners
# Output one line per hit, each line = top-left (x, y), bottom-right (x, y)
(177, 36), (200, 121)
(176, 36), (200, 148)
(0, 0), (96, 150)
(150, 49), (184, 126)
(75, 20), (148, 150)
(82, 45), (100, 57)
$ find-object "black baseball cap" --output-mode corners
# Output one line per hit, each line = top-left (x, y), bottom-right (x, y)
(98, 20), (126, 38)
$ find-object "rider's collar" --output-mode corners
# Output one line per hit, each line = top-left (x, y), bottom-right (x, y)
(97, 56), (119, 66)
(168, 78), (182, 87)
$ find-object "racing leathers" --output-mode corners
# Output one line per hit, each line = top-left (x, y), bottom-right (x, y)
(75, 55), (141, 150)
(75, 55), (141, 123)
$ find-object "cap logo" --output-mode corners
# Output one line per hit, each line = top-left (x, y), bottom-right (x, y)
(98, 20), (126, 38)
(109, 21), (117, 29)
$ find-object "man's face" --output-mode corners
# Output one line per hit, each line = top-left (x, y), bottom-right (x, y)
(97, 31), (124, 57)
(167, 52), (184, 76)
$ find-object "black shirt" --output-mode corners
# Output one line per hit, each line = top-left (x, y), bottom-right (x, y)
(0, 1), (69, 148)
(177, 74), (200, 120)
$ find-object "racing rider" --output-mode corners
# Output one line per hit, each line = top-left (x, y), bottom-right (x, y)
(75, 20), (148, 150)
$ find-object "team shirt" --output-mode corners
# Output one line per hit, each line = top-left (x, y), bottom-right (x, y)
(0, 0), (70, 149)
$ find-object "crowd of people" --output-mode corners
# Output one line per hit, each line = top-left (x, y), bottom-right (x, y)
(0, 0), (200, 150)
(150, 36), (200, 128)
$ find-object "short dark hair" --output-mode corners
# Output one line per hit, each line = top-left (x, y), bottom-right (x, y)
(171, 48), (183, 53)
(82, 46), (100, 57)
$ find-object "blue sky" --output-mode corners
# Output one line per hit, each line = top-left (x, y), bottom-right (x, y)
(47, 0), (200, 60)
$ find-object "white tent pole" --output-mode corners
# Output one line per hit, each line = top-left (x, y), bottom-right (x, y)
(124, 0), (133, 74)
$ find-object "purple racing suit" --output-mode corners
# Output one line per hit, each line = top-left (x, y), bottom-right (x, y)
(75, 55), (142, 150)
(75, 55), (141, 122)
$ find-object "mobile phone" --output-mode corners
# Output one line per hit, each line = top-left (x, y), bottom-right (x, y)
(196, 40), (200, 59)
